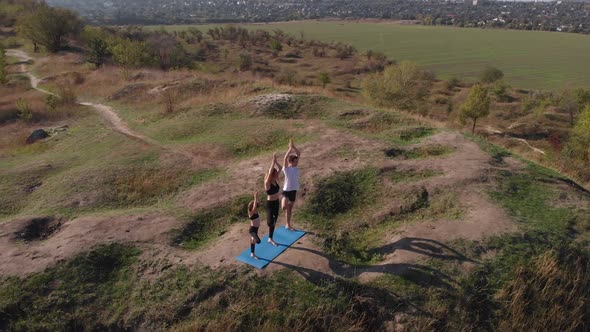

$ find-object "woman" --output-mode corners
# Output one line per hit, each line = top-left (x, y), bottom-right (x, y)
(282, 139), (301, 231)
(264, 153), (281, 246)
(248, 192), (261, 259)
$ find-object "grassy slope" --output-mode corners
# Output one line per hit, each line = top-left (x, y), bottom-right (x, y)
(2, 35), (590, 330)
(157, 22), (590, 90)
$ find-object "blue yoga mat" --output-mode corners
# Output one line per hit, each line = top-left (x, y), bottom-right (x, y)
(236, 226), (306, 269)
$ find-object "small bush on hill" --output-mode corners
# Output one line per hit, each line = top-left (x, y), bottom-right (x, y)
(362, 61), (432, 110)
(307, 168), (377, 219)
(238, 53), (252, 71)
(480, 66), (504, 83)
(564, 105), (590, 161)
(16, 98), (32, 122)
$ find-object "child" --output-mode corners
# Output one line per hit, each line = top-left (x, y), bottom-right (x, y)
(248, 192), (262, 258)
(282, 139), (301, 230)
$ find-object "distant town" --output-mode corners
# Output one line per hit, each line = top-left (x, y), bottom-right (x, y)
(47, 0), (590, 33)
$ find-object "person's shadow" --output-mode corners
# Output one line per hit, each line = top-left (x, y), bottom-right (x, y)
(277, 235), (478, 290)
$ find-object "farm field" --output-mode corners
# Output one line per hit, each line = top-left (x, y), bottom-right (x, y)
(156, 21), (590, 90)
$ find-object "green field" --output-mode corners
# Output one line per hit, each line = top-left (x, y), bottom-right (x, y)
(158, 21), (590, 90)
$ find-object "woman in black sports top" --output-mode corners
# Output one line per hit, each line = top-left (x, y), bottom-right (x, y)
(248, 192), (261, 259)
(264, 153), (282, 246)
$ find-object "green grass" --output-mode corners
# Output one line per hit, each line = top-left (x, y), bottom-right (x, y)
(0, 243), (405, 331)
(157, 22), (590, 90)
(490, 169), (585, 234)
(385, 144), (454, 160)
(306, 168), (378, 224)
(0, 243), (140, 331)
(0, 106), (195, 220)
(172, 195), (250, 249)
(303, 169), (462, 264)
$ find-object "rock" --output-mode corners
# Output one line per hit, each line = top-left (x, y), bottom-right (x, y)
(25, 129), (49, 144)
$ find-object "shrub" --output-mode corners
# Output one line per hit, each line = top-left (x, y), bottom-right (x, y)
(45, 94), (59, 112)
(564, 105), (590, 161)
(362, 61), (432, 110)
(16, 98), (33, 122)
(161, 89), (178, 114)
(307, 169), (377, 218)
(493, 81), (511, 102)
(480, 66), (504, 83)
(270, 39), (282, 56)
(238, 53), (252, 71)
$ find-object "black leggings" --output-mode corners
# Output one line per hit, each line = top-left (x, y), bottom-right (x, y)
(249, 226), (260, 253)
(266, 199), (279, 239)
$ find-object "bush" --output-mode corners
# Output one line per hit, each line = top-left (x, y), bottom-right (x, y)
(45, 94), (59, 112)
(238, 53), (252, 71)
(480, 66), (504, 83)
(564, 106), (590, 161)
(16, 98), (33, 122)
(318, 72), (330, 88)
(307, 169), (377, 219)
(362, 61), (432, 110)
(493, 81), (511, 102)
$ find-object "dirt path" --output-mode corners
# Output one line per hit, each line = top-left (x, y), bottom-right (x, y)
(7, 49), (206, 165)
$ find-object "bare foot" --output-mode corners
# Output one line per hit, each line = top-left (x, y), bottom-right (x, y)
(286, 225), (295, 231)
(268, 238), (278, 246)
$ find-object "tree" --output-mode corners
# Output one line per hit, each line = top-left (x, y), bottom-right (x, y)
(319, 72), (331, 88)
(0, 46), (7, 85)
(87, 38), (109, 68)
(17, 5), (83, 53)
(559, 89), (582, 126)
(146, 33), (189, 70)
(362, 61), (432, 110)
(459, 84), (491, 134)
(565, 106), (590, 161)
(480, 66), (504, 84)
(109, 38), (148, 79)
(366, 49), (373, 60)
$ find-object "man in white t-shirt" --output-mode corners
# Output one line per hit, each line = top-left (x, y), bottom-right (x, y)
(282, 139), (300, 231)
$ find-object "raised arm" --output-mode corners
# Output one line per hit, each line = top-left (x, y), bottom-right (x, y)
(291, 140), (301, 158)
(264, 154), (275, 185)
(253, 192), (259, 210)
(274, 153), (282, 172)
(283, 143), (294, 167)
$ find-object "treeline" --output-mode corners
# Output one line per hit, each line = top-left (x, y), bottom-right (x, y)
(40, 0), (590, 34)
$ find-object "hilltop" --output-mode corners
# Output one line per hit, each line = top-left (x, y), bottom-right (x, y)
(1, 14), (590, 331)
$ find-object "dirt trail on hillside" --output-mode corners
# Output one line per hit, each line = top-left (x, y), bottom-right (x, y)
(7, 49), (205, 166)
